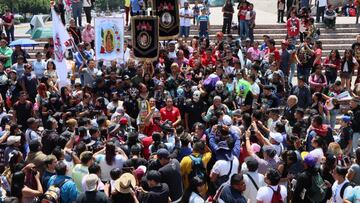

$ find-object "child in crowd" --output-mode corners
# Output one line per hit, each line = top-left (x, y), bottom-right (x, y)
(277, 0), (286, 23)
(192, 1), (200, 25)
(198, 8), (210, 38)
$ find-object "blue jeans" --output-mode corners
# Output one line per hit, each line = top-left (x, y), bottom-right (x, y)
(238, 20), (249, 39)
(5, 26), (14, 42)
(180, 26), (190, 38)
(288, 63), (296, 86)
(199, 30), (208, 38)
(72, 3), (83, 27)
(329, 109), (339, 129)
(297, 64), (311, 83)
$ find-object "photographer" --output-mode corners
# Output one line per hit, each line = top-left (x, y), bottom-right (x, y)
(208, 122), (240, 160)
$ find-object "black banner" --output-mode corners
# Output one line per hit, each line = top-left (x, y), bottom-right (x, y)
(131, 16), (159, 60)
(152, 0), (179, 40)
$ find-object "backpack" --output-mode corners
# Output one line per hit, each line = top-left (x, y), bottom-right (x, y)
(269, 186), (283, 203)
(214, 160), (233, 189)
(40, 177), (69, 203)
(188, 154), (206, 181)
(306, 173), (326, 203)
(340, 182), (351, 199)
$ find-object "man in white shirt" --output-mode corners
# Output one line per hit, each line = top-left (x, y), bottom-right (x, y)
(316, 0), (327, 23)
(179, 1), (192, 41)
(256, 168), (287, 203)
(32, 52), (46, 79)
(331, 166), (353, 203)
(242, 157), (265, 203)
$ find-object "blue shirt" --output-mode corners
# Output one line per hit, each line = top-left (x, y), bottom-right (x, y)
(345, 186), (360, 203)
(131, 0), (143, 13)
(198, 15), (209, 31)
(47, 175), (78, 203)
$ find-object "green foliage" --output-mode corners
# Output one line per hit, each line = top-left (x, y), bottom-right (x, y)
(95, 0), (125, 12)
(0, 0), (49, 14)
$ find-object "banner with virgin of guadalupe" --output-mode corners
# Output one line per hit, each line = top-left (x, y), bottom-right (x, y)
(95, 17), (124, 61)
(131, 16), (159, 60)
(152, 0), (179, 40)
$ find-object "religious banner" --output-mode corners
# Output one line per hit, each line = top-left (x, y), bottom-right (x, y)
(131, 16), (159, 60)
(152, 0), (179, 40)
(51, 8), (72, 87)
(95, 17), (124, 61)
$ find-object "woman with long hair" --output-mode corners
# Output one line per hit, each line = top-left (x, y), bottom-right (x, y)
(340, 49), (359, 90)
(44, 60), (58, 88)
(94, 141), (128, 182)
(324, 49), (341, 84)
(181, 176), (207, 203)
(11, 170), (43, 203)
(143, 59), (155, 77)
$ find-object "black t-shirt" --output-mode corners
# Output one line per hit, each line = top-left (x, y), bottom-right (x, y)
(13, 101), (33, 127)
(76, 191), (109, 203)
(283, 105), (297, 126)
(184, 100), (207, 129)
(338, 126), (353, 149)
(158, 159), (183, 201)
(123, 157), (148, 169)
(142, 183), (169, 203)
(111, 192), (135, 203)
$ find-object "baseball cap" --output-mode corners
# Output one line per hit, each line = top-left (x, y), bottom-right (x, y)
(222, 115), (233, 126)
(342, 115), (351, 123)
(120, 117), (128, 125)
(303, 154), (317, 168)
(269, 132), (283, 144)
(157, 148), (170, 159)
(262, 145), (276, 158)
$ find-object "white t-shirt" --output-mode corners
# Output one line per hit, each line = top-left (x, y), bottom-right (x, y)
(251, 82), (260, 95)
(179, 8), (193, 27)
(83, 0), (92, 7)
(243, 172), (266, 203)
(256, 185), (287, 203)
(331, 180), (352, 203)
(95, 154), (127, 182)
(318, 0), (327, 7)
(189, 192), (205, 203)
(211, 157), (240, 185)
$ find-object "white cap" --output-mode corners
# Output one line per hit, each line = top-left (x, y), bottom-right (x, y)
(6, 136), (21, 145)
(269, 132), (283, 144)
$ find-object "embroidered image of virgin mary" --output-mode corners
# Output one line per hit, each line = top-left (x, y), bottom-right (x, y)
(104, 30), (114, 53)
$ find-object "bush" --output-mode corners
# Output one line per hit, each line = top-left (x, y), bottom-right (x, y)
(95, 0), (125, 12)
(0, 0), (49, 14)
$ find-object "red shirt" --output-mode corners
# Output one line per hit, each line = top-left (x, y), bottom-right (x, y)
(287, 17), (300, 37)
(142, 136), (153, 160)
(238, 2), (249, 20)
(314, 48), (322, 65)
(265, 47), (281, 62)
(160, 106), (180, 124)
(143, 120), (161, 137)
(201, 54), (216, 67)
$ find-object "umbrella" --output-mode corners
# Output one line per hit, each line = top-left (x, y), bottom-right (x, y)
(9, 39), (39, 47)
(31, 27), (53, 40)
(26, 15), (50, 34)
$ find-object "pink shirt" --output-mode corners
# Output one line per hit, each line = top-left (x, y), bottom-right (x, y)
(247, 47), (261, 61)
(82, 28), (95, 43)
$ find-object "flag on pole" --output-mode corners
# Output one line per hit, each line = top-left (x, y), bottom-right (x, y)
(51, 8), (73, 87)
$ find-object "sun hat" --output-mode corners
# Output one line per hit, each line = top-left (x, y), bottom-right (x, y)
(115, 173), (136, 194)
(85, 174), (98, 191)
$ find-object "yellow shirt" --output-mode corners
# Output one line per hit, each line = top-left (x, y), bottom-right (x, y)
(180, 152), (212, 189)
(125, 0), (131, 7)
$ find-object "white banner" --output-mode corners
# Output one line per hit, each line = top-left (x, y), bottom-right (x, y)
(95, 17), (124, 62)
(51, 8), (72, 87)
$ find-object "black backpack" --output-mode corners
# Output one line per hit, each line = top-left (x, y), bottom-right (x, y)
(188, 154), (206, 181)
(340, 182), (351, 199)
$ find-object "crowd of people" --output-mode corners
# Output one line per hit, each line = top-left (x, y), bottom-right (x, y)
(0, 0), (359, 203)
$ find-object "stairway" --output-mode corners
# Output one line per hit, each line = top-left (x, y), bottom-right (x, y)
(17, 23), (359, 63)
